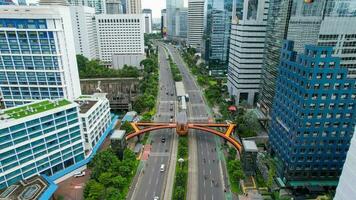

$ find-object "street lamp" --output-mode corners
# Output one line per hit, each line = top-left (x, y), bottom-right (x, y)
(178, 158), (184, 169)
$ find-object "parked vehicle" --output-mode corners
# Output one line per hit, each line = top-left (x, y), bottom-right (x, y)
(73, 171), (85, 178)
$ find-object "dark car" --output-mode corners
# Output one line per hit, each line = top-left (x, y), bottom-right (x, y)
(161, 137), (166, 143)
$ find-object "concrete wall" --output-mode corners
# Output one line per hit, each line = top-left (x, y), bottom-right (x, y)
(80, 78), (140, 110)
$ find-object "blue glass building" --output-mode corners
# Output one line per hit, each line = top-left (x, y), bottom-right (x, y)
(0, 99), (85, 189)
(269, 40), (356, 185)
(0, 5), (82, 108)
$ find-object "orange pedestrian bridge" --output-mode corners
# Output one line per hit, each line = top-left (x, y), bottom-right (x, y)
(125, 112), (242, 153)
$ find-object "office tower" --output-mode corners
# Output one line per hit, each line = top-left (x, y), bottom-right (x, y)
(106, 0), (123, 14)
(269, 40), (356, 185)
(334, 127), (356, 200)
(142, 9), (153, 33)
(126, 0), (141, 14)
(96, 14), (145, 69)
(0, 4), (81, 108)
(175, 8), (188, 41)
(0, 99), (86, 189)
(17, 0), (26, 5)
(70, 6), (98, 60)
(68, 0), (106, 14)
(187, 0), (205, 50)
(166, 0), (184, 39)
(161, 9), (168, 38)
(227, 0), (269, 106)
(75, 94), (111, 154)
(287, 0), (356, 78)
(258, 0), (292, 117)
(203, 0), (234, 73)
(259, 0), (356, 118)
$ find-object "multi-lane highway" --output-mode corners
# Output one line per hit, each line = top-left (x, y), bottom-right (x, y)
(165, 44), (226, 200)
(130, 45), (177, 200)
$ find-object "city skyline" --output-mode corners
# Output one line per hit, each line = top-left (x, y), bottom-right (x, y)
(23, 0), (188, 18)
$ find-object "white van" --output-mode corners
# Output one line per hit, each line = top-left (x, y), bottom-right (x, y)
(160, 164), (165, 172)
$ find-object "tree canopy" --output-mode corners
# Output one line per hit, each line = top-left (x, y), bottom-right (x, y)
(77, 55), (140, 79)
(84, 149), (138, 200)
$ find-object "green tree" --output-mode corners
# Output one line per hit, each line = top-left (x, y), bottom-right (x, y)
(90, 150), (119, 179)
(173, 186), (185, 200)
(121, 121), (134, 133)
(76, 54), (88, 70)
(112, 175), (127, 189)
(84, 180), (105, 200)
(98, 172), (113, 187)
(105, 187), (123, 200)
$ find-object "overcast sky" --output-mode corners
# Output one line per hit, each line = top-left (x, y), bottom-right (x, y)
(24, 0), (188, 19)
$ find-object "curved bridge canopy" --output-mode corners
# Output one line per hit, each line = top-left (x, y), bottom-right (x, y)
(125, 122), (242, 153)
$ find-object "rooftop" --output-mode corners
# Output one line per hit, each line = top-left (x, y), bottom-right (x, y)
(75, 100), (98, 114)
(175, 81), (186, 97)
(1, 99), (71, 120)
(242, 140), (258, 152)
(0, 175), (49, 200)
(110, 130), (126, 140)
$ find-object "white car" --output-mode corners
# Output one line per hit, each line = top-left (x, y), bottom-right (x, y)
(73, 171), (86, 178)
(160, 164), (165, 172)
(154, 196), (159, 200)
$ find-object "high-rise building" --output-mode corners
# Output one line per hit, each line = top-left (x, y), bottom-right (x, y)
(287, 0), (356, 78)
(96, 14), (145, 68)
(227, 0), (269, 106)
(68, 0), (106, 14)
(161, 9), (168, 38)
(70, 6), (99, 60)
(0, 99), (86, 189)
(269, 40), (356, 185)
(166, 0), (184, 39)
(142, 9), (153, 33)
(258, 0), (293, 117)
(126, 0), (141, 14)
(187, 0), (205, 50)
(334, 126), (356, 200)
(106, 0), (123, 14)
(75, 93), (111, 154)
(0, 0), (14, 5)
(0, 4), (81, 108)
(175, 8), (188, 41)
(17, 0), (26, 5)
(203, 0), (234, 73)
(258, 0), (356, 118)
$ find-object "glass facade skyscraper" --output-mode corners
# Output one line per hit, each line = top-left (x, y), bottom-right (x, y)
(204, 0), (233, 73)
(258, 0), (293, 117)
(269, 40), (356, 184)
(259, 0), (356, 118)
(166, 0), (184, 39)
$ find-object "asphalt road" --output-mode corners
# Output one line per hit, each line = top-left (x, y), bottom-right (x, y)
(131, 45), (177, 200)
(165, 44), (226, 200)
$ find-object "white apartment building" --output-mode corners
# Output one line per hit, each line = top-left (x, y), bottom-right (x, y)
(335, 126), (356, 200)
(227, 0), (269, 106)
(0, 4), (81, 108)
(126, 0), (141, 14)
(187, 0), (205, 51)
(96, 14), (145, 68)
(75, 93), (111, 153)
(70, 6), (98, 60)
(0, 99), (85, 189)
